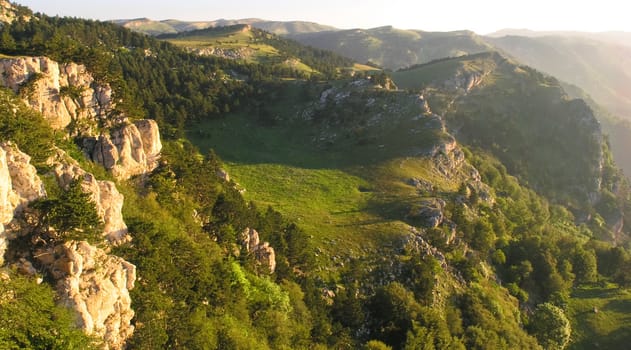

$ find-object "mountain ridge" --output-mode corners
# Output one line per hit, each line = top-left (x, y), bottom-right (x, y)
(112, 17), (337, 36)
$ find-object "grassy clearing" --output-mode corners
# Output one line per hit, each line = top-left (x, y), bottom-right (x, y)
(188, 107), (457, 275)
(392, 52), (499, 91)
(567, 283), (631, 349)
(163, 26), (316, 73)
(188, 111), (416, 253)
(352, 63), (381, 72)
(393, 59), (463, 90)
(185, 79), (470, 278)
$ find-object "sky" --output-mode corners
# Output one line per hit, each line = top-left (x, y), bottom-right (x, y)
(16, 0), (631, 35)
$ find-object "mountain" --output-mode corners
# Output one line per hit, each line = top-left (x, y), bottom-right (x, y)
(3, 2), (631, 350)
(155, 24), (359, 78)
(487, 28), (631, 47)
(289, 26), (493, 69)
(559, 82), (631, 181)
(488, 34), (631, 120)
(486, 34), (631, 178)
(112, 17), (336, 36)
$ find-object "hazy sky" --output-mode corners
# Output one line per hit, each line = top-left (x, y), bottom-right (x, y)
(17, 0), (631, 34)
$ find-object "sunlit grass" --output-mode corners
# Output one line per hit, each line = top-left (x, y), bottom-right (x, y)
(567, 283), (631, 349)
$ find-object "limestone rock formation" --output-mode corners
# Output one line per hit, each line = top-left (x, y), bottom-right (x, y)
(240, 227), (276, 273)
(190, 46), (254, 60)
(48, 149), (129, 243)
(409, 198), (446, 228)
(88, 120), (162, 179)
(216, 168), (231, 182)
(0, 0), (29, 24)
(0, 56), (114, 130)
(0, 142), (46, 265)
(42, 241), (135, 350)
(444, 70), (487, 93)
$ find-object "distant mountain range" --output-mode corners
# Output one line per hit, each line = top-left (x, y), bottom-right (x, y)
(114, 17), (631, 176)
(111, 17), (336, 36)
(487, 28), (631, 47)
(287, 26), (492, 69)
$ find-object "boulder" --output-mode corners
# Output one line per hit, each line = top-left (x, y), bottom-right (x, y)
(409, 198), (446, 228)
(239, 228), (276, 273)
(407, 177), (435, 193)
(89, 120), (162, 179)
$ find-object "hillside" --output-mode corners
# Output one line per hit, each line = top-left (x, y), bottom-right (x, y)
(2, 2), (631, 350)
(488, 35), (631, 120)
(112, 17), (336, 36)
(189, 52), (631, 348)
(289, 26), (493, 69)
(487, 34), (631, 179)
(156, 24), (360, 78)
(394, 53), (614, 211)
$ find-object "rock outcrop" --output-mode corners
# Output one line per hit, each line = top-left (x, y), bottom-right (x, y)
(0, 55), (137, 348)
(240, 228), (276, 273)
(0, 0), (29, 24)
(86, 119), (162, 179)
(444, 70), (487, 93)
(426, 136), (466, 177)
(0, 142), (46, 265)
(409, 198), (446, 228)
(0, 56), (114, 130)
(37, 241), (135, 350)
(48, 149), (129, 243)
(190, 46), (254, 60)
(39, 149), (135, 349)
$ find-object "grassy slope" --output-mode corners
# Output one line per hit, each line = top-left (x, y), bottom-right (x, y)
(161, 25), (370, 76)
(568, 284), (631, 349)
(182, 49), (631, 347)
(187, 81), (460, 274)
(160, 25), (289, 66)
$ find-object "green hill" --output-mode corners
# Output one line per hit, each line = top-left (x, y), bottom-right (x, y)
(488, 35), (631, 120)
(395, 52), (613, 210)
(487, 35), (631, 179)
(157, 24), (360, 78)
(113, 17), (336, 36)
(289, 26), (493, 69)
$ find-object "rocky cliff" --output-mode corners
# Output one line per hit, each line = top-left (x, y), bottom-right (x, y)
(0, 142), (135, 349)
(0, 142), (46, 265)
(85, 119), (162, 179)
(47, 148), (129, 243)
(0, 0), (29, 24)
(0, 56), (162, 180)
(37, 241), (136, 350)
(0, 56), (114, 131)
